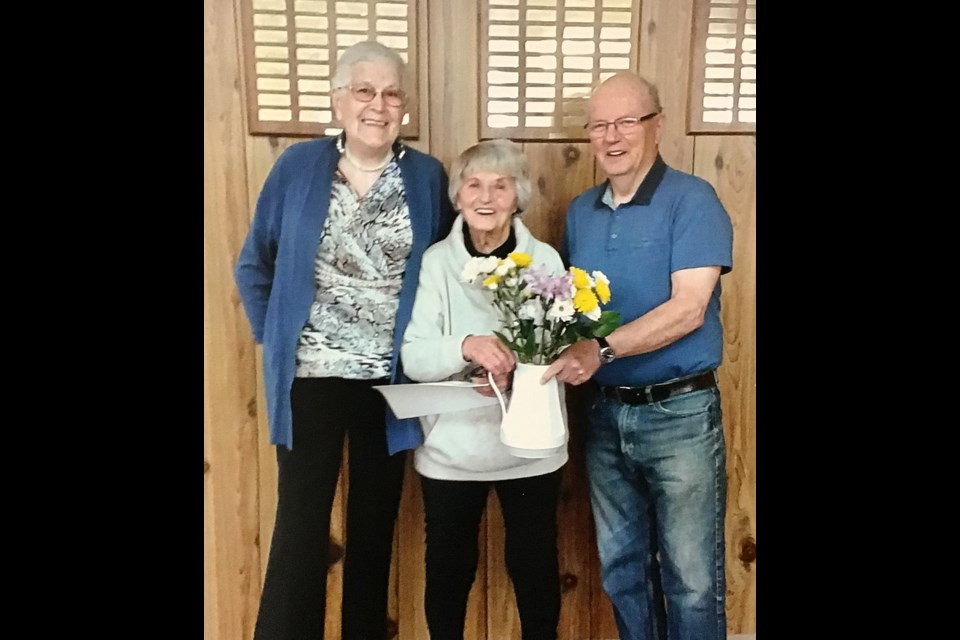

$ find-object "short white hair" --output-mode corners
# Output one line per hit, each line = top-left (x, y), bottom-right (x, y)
(331, 41), (406, 90)
(449, 139), (532, 213)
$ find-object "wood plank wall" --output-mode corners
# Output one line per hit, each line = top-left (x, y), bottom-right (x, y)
(203, 0), (261, 639)
(204, 0), (757, 637)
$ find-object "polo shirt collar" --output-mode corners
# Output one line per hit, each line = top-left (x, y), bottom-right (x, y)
(596, 153), (667, 209)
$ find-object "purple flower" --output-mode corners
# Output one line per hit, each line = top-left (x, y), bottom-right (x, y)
(522, 267), (572, 301)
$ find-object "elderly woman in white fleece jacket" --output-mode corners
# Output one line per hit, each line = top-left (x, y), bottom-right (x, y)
(401, 139), (567, 640)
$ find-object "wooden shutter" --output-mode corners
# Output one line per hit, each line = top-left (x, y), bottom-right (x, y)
(481, 0), (640, 141)
(688, 0), (756, 133)
(238, 0), (420, 138)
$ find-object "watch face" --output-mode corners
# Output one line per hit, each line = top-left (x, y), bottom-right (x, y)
(599, 347), (615, 364)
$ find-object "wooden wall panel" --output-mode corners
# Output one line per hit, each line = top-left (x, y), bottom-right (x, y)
(467, 514), (489, 640)
(484, 492), (519, 639)
(521, 142), (591, 250)
(205, 1), (756, 637)
(427, 0), (480, 168)
(559, 386), (607, 640)
(637, 0), (696, 172)
(396, 460), (428, 639)
(204, 1), (261, 639)
(693, 135), (757, 634)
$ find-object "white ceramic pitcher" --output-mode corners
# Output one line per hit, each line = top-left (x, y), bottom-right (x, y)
(490, 362), (568, 459)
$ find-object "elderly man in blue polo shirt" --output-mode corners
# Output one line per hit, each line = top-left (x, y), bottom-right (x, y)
(542, 71), (733, 640)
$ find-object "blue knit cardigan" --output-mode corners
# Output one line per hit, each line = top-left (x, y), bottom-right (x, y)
(234, 136), (454, 453)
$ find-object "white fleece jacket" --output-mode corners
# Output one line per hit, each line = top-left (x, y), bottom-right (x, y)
(401, 215), (569, 480)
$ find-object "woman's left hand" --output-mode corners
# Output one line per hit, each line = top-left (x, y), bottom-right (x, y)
(470, 370), (512, 397)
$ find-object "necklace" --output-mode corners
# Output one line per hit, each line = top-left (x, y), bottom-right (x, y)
(342, 145), (394, 172)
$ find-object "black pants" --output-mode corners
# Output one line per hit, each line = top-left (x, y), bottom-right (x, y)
(254, 377), (406, 640)
(420, 470), (563, 640)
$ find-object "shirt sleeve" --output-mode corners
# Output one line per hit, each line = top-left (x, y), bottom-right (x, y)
(670, 179), (733, 275)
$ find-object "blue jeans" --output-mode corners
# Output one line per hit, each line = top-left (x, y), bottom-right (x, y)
(584, 384), (727, 640)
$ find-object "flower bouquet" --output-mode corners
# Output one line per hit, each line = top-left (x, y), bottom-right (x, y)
(462, 251), (620, 457)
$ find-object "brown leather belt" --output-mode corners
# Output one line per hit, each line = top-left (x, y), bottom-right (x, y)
(600, 371), (717, 406)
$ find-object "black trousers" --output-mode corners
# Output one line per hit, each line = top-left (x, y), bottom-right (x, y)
(420, 469), (563, 640)
(254, 377), (406, 640)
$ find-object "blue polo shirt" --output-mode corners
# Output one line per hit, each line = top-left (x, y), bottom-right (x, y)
(562, 154), (733, 387)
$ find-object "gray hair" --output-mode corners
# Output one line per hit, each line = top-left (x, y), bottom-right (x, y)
(331, 41), (406, 90)
(449, 139), (532, 213)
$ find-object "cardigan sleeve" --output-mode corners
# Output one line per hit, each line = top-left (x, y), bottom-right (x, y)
(234, 153), (285, 344)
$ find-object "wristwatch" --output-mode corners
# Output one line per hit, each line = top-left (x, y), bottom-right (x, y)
(596, 336), (616, 364)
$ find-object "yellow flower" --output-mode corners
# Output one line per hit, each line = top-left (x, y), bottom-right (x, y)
(483, 274), (501, 289)
(573, 288), (599, 313)
(570, 266), (590, 289)
(594, 278), (611, 304)
(508, 251), (532, 267)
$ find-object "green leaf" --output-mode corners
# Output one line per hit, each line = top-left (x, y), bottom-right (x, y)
(592, 311), (622, 337)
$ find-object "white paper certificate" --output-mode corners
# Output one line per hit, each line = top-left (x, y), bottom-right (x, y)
(373, 381), (501, 419)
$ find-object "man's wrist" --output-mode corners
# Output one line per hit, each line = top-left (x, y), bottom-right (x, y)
(596, 336), (616, 364)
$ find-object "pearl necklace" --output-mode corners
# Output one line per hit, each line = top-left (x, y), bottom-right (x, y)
(342, 146), (394, 172)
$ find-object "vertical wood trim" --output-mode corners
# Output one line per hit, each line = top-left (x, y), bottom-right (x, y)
(396, 459), (429, 639)
(466, 511), (489, 640)
(636, 0), (695, 172)
(403, 0), (422, 139)
(484, 494), (518, 639)
(405, 0), (432, 153)
(204, 413), (219, 640)
(205, 0), (261, 638)
(427, 0), (480, 169)
(686, 0), (708, 135)
(556, 385), (596, 640)
(236, 0), (260, 140)
(692, 134), (756, 634)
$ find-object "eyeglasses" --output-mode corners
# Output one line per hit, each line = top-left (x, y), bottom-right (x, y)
(343, 83), (407, 107)
(584, 112), (660, 138)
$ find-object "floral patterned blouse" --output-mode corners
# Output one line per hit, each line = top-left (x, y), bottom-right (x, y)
(295, 161), (412, 379)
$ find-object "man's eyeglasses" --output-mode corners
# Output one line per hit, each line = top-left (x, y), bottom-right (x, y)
(584, 112), (660, 138)
(344, 83), (407, 107)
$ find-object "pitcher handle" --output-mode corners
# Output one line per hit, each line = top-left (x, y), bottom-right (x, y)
(488, 370), (508, 415)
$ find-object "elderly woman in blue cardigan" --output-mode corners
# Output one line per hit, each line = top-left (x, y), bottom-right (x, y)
(234, 41), (454, 640)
